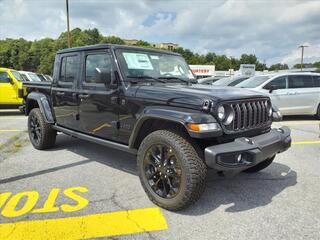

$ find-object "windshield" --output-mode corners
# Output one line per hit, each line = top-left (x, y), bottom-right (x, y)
(212, 77), (231, 86)
(28, 73), (42, 81)
(37, 74), (46, 81)
(115, 49), (195, 83)
(11, 70), (23, 81)
(236, 75), (272, 88)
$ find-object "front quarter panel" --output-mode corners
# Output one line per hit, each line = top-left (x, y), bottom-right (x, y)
(128, 106), (222, 148)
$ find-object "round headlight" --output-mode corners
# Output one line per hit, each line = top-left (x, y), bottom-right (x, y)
(218, 106), (225, 120)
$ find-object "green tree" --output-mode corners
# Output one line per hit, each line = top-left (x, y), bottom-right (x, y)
(136, 40), (151, 47)
(269, 63), (289, 71)
(100, 35), (125, 45)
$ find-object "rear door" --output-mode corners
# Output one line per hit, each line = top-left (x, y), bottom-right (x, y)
(51, 53), (81, 130)
(78, 49), (119, 140)
(0, 70), (19, 104)
(287, 75), (318, 115)
(312, 75), (320, 114)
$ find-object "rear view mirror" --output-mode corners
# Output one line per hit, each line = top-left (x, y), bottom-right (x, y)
(94, 68), (112, 86)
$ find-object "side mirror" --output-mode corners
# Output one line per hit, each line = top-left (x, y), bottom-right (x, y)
(267, 85), (278, 93)
(7, 77), (14, 85)
(94, 68), (112, 87)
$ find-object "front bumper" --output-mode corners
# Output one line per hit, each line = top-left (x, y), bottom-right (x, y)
(205, 126), (291, 171)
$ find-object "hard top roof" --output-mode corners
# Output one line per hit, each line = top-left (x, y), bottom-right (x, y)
(57, 44), (180, 56)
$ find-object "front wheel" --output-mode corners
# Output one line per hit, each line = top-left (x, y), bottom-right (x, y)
(28, 108), (56, 150)
(137, 130), (207, 211)
(243, 155), (275, 173)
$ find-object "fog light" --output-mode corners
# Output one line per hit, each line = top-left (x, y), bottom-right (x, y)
(218, 106), (226, 120)
(236, 154), (242, 163)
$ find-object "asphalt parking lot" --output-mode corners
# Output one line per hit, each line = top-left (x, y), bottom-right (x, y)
(0, 109), (320, 240)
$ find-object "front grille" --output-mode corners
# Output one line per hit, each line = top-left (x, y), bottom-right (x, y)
(224, 99), (271, 132)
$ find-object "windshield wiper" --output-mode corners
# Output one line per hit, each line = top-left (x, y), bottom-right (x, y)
(158, 76), (197, 84)
(127, 75), (166, 83)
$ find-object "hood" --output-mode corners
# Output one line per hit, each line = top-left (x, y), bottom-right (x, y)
(135, 83), (268, 109)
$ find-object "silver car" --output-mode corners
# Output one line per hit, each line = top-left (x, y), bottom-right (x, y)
(236, 72), (320, 118)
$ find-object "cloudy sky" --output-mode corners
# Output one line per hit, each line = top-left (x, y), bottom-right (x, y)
(0, 0), (320, 66)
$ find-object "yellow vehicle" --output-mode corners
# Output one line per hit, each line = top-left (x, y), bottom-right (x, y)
(0, 67), (25, 107)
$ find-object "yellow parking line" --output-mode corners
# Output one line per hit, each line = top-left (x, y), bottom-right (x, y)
(0, 130), (25, 132)
(292, 140), (320, 145)
(0, 208), (168, 240)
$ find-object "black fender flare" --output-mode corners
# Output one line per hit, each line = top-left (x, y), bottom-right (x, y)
(26, 92), (55, 123)
(128, 106), (222, 148)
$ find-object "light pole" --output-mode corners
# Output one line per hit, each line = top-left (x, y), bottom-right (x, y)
(298, 45), (308, 71)
(229, 56), (234, 76)
(66, 0), (71, 48)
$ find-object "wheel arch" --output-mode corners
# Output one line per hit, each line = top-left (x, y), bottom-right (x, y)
(129, 107), (219, 150)
(26, 92), (55, 123)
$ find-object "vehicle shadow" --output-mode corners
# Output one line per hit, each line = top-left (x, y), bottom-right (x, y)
(52, 135), (297, 215)
(53, 134), (137, 176)
(0, 110), (23, 116)
(282, 115), (318, 121)
(181, 163), (297, 215)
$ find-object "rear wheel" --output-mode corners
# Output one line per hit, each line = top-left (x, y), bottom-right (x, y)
(28, 108), (56, 150)
(137, 130), (207, 211)
(243, 155), (275, 173)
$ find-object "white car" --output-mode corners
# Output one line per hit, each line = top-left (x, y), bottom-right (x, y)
(19, 71), (42, 82)
(236, 72), (320, 118)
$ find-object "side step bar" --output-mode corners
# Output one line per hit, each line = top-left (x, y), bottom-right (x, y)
(53, 125), (137, 154)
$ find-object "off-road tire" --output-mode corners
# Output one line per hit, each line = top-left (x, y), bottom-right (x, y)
(137, 130), (207, 211)
(243, 155), (276, 173)
(28, 108), (56, 150)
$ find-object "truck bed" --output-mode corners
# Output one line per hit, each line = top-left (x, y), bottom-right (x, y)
(23, 81), (52, 89)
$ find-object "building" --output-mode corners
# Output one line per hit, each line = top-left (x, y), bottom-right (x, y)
(153, 43), (179, 50)
(123, 39), (139, 45)
(189, 65), (215, 78)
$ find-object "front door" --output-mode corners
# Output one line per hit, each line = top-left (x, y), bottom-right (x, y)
(78, 50), (119, 140)
(51, 54), (80, 130)
(0, 71), (18, 104)
(262, 76), (289, 114)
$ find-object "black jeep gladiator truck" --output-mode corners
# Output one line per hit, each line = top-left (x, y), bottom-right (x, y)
(23, 44), (291, 210)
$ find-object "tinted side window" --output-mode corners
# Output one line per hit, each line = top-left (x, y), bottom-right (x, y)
(21, 74), (29, 81)
(59, 55), (79, 83)
(288, 75), (314, 88)
(0, 72), (10, 83)
(264, 76), (286, 89)
(229, 78), (246, 86)
(312, 75), (320, 87)
(85, 53), (113, 84)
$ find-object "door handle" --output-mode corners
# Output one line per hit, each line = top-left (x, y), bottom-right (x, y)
(78, 94), (90, 99)
(56, 91), (65, 96)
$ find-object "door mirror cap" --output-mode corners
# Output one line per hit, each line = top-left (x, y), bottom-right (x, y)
(94, 68), (112, 87)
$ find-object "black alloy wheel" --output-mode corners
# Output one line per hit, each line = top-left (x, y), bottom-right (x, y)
(143, 144), (182, 199)
(29, 114), (41, 145)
